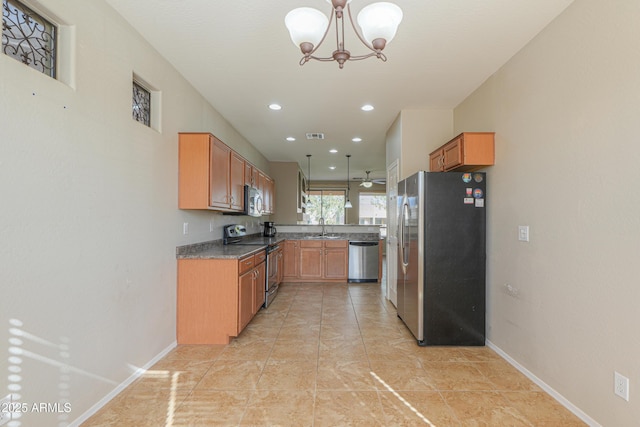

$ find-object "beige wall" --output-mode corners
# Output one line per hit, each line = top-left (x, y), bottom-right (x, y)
(269, 161), (301, 224)
(0, 1), (269, 425)
(386, 110), (454, 180)
(454, 0), (640, 424)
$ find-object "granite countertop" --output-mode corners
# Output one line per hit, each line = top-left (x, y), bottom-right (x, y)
(176, 233), (379, 260)
(176, 241), (266, 260)
(278, 232), (380, 241)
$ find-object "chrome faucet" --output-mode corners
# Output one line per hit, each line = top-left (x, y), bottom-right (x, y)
(319, 217), (326, 237)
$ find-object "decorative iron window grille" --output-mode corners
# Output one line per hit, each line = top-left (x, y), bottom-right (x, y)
(2, 0), (56, 78)
(132, 81), (151, 127)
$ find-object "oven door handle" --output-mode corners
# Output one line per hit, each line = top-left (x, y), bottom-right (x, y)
(268, 252), (278, 279)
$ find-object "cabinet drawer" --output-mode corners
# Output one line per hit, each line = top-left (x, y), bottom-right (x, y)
(324, 240), (347, 248)
(239, 256), (255, 274)
(300, 240), (323, 248)
(254, 251), (266, 264)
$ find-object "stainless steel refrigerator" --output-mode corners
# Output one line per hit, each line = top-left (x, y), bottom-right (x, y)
(396, 171), (486, 346)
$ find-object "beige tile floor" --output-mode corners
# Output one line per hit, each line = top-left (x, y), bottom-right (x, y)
(83, 281), (586, 426)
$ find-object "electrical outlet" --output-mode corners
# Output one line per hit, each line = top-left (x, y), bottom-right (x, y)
(615, 372), (630, 401)
(504, 283), (519, 297)
(183, 222), (189, 235)
(518, 225), (530, 242)
(0, 394), (12, 426)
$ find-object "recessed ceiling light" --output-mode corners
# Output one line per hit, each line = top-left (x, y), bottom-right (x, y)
(286, 137), (296, 141)
(352, 137), (362, 142)
(361, 104), (374, 111)
(329, 149), (338, 153)
(329, 166), (336, 170)
(269, 103), (282, 110)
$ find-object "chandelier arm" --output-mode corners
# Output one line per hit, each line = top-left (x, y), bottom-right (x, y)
(309, 8), (335, 58)
(348, 52), (387, 62)
(346, 3), (378, 54)
(305, 51), (386, 64)
(309, 55), (341, 62)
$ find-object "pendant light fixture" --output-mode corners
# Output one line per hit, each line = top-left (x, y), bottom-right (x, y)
(345, 154), (352, 209)
(284, 1), (403, 69)
(306, 154), (311, 193)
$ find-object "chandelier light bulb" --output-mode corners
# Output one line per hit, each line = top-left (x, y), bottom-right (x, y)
(357, 2), (403, 47)
(285, 8), (328, 51)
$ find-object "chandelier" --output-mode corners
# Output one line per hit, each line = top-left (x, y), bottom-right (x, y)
(284, 1), (403, 69)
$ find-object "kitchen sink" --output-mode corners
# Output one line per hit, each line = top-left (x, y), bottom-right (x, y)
(304, 234), (343, 240)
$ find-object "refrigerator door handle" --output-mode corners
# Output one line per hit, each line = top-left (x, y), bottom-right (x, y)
(399, 200), (404, 274)
(401, 200), (409, 274)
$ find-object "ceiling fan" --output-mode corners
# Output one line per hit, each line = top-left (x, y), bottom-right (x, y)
(355, 171), (386, 188)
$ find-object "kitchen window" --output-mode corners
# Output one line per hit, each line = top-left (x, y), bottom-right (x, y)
(359, 192), (387, 237)
(307, 190), (345, 225)
(132, 80), (151, 127)
(2, 0), (57, 78)
(132, 74), (161, 132)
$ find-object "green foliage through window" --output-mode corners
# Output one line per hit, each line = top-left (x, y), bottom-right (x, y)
(307, 190), (345, 224)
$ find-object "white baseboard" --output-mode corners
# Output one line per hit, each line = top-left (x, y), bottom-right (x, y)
(486, 340), (601, 427)
(68, 340), (177, 427)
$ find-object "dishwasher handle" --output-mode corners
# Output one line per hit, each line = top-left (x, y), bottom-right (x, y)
(349, 241), (379, 246)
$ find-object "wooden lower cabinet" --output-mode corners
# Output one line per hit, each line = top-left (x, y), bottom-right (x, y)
(283, 239), (348, 283)
(238, 269), (255, 333)
(177, 251), (265, 344)
(253, 261), (265, 313)
(300, 241), (323, 279)
(325, 242), (349, 279)
(283, 240), (299, 280)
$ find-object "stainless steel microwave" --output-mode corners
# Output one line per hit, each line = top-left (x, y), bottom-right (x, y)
(223, 185), (263, 217)
(246, 185), (263, 217)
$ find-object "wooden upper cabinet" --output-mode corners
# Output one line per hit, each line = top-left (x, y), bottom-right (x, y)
(178, 133), (213, 209)
(263, 175), (275, 215)
(255, 170), (276, 215)
(244, 162), (257, 188)
(179, 132), (275, 214)
(230, 152), (245, 211)
(210, 138), (232, 209)
(429, 132), (495, 172)
(257, 170), (266, 194)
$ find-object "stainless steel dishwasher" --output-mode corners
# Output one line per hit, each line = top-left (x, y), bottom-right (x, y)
(348, 241), (379, 283)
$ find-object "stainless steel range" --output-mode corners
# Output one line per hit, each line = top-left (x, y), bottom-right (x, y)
(223, 224), (282, 308)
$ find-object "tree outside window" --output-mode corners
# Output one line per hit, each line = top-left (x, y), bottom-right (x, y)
(359, 193), (387, 236)
(307, 190), (345, 224)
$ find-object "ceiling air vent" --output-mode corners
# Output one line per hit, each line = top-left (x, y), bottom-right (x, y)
(306, 133), (325, 140)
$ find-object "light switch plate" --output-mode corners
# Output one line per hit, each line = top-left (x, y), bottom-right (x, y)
(518, 225), (529, 242)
